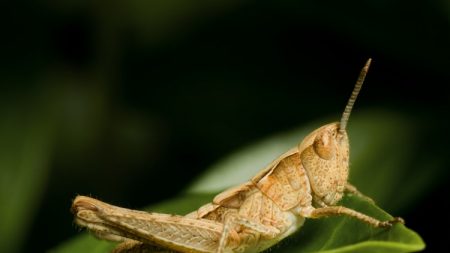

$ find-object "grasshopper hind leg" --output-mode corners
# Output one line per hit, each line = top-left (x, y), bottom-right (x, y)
(113, 240), (177, 253)
(217, 213), (281, 253)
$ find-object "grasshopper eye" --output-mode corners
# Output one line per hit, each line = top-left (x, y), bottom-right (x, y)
(313, 130), (336, 160)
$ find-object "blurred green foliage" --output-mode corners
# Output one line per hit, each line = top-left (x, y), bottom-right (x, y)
(0, 92), (56, 253)
(0, 0), (448, 252)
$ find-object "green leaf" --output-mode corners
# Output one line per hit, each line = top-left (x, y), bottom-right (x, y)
(49, 235), (116, 253)
(52, 110), (426, 252)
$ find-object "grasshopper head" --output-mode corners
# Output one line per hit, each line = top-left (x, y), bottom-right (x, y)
(300, 122), (349, 206)
(299, 58), (371, 206)
(312, 123), (349, 160)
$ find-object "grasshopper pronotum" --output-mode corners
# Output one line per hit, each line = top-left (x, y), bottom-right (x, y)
(72, 59), (403, 253)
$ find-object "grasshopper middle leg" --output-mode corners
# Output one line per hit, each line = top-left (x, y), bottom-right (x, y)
(302, 205), (404, 228)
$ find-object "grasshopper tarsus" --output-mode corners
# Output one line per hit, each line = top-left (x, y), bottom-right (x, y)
(370, 217), (404, 229)
(389, 217), (405, 226)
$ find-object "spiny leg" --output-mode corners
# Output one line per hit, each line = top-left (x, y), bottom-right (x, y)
(304, 206), (403, 228)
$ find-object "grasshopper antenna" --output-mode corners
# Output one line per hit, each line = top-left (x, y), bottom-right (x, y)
(339, 58), (372, 135)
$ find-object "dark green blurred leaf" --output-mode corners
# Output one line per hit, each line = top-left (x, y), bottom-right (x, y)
(0, 94), (56, 253)
(49, 235), (116, 253)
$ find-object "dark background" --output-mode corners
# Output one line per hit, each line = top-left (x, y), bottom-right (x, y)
(0, 0), (449, 252)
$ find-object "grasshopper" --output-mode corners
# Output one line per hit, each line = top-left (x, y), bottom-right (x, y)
(72, 58), (403, 253)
